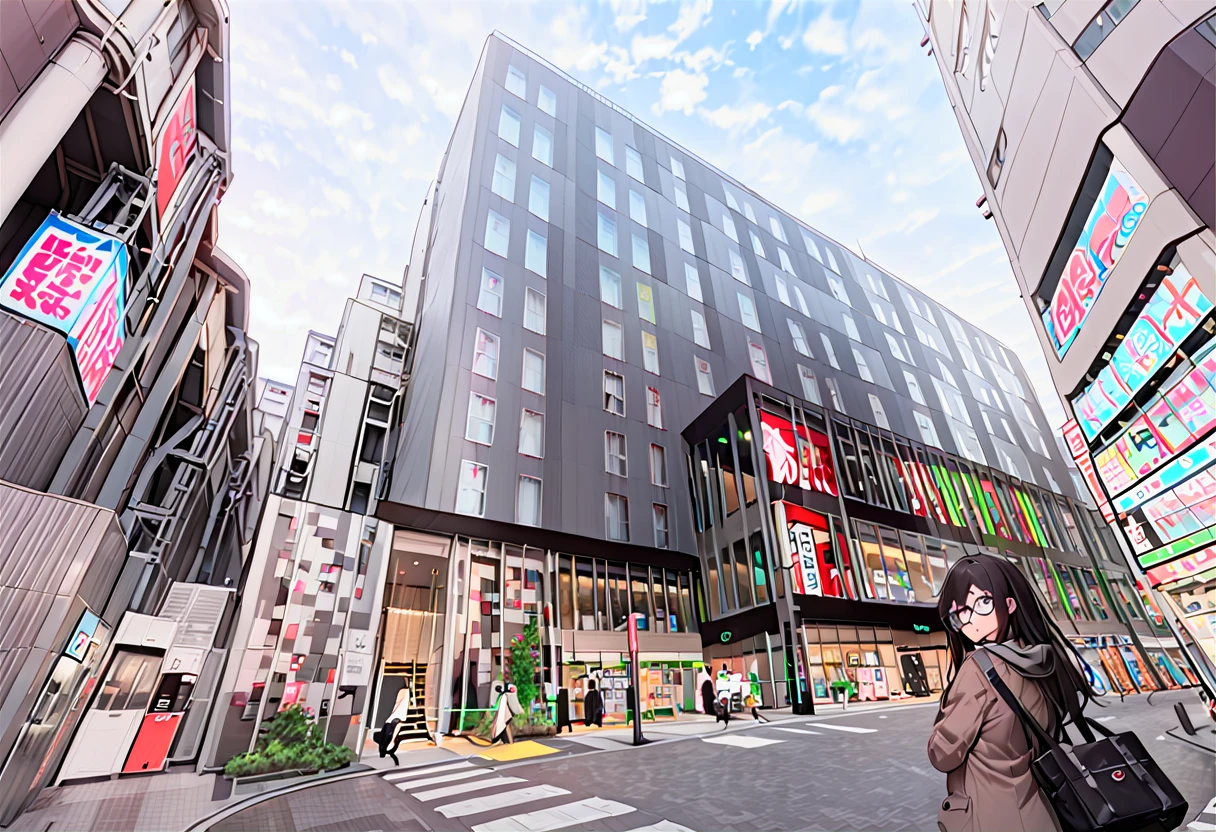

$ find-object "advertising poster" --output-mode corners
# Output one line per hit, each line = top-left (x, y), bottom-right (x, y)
(64, 610), (101, 662)
(1121, 462), (1215, 556)
(156, 77), (198, 223)
(1060, 417), (1116, 522)
(777, 503), (843, 597)
(1144, 545), (1216, 587)
(1042, 157), (1148, 357)
(758, 410), (837, 496)
(0, 212), (130, 405)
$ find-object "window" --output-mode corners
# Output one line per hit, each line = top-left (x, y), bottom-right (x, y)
(826, 377), (844, 411)
(769, 216), (787, 243)
(477, 268), (503, 317)
(737, 293), (761, 332)
(472, 329), (499, 379)
(793, 285), (809, 316)
(597, 211), (617, 256)
(465, 393), (496, 445)
(307, 374), (327, 396)
(456, 460), (488, 516)
(646, 386), (663, 428)
(843, 313), (860, 341)
(827, 273), (850, 306)
(537, 84), (556, 116)
(802, 231), (822, 263)
(595, 126), (613, 163)
(690, 309), (710, 348)
(869, 394), (890, 429)
(787, 319), (811, 357)
(632, 233), (651, 274)
(903, 370), (926, 405)
(517, 476), (542, 525)
(684, 263), (703, 302)
(606, 493), (630, 540)
(798, 365), (821, 404)
(824, 248), (839, 273)
(600, 265), (622, 308)
(532, 125), (553, 166)
(915, 322), (943, 352)
(629, 190), (647, 226)
(642, 331), (660, 374)
(722, 213), (739, 242)
(485, 209), (510, 257)
(498, 105), (521, 146)
(674, 181), (689, 212)
(519, 409), (544, 457)
(649, 443), (668, 486)
(522, 349), (545, 394)
(637, 283), (656, 323)
(980, 0), (1000, 91)
(775, 274), (791, 306)
(520, 288), (545, 335)
(677, 219), (694, 253)
(602, 320), (624, 360)
(936, 358), (958, 388)
(884, 333), (907, 363)
(528, 175), (549, 220)
(724, 188), (740, 211)
(852, 348), (874, 383)
(1074, 0), (1141, 60)
(778, 248), (795, 275)
(695, 356), (714, 395)
(605, 431), (628, 476)
(597, 170), (616, 209)
(670, 156), (685, 180)
(915, 411), (940, 447)
(743, 202), (757, 223)
(523, 229), (547, 277)
(821, 333), (840, 369)
(748, 339), (772, 384)
(505, 65), (527, 98)
(604, 371), (625, 414)
(749, 230), (766, 259)
(491, 153), (516, 201)
(360, 424), (385, 464)
(646, 503), (671, 551)
(729, 248), (749, 284)
(626, 146), (644, 181)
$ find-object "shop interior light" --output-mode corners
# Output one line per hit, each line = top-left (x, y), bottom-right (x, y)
(717, 437), (729, 444)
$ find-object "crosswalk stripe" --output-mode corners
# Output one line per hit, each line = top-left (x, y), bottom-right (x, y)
(470, 797), (636, 832)
(814, 723), (877, 734)
(621, 821), (696, 832)
(701, 735), (783, 748)
(436, 784), (570, 819)
(770, 727), (821, 735)
(396, 769), (492, 790)
(384, 761), (474, 782)
(413, 776), (527, 802)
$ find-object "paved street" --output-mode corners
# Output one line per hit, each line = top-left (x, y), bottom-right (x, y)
(206, 690), (1215, 832)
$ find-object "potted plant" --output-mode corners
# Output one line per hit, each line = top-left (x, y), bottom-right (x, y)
(223, 704), (354, 781)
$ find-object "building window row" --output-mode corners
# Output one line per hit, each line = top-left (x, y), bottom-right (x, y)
(555, 555), (696, 633)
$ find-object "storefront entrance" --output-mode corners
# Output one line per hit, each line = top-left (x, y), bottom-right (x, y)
(802, 623), (945, 705)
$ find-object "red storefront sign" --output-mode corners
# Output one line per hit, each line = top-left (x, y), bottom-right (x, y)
(758, 411), (837, 496)
(122, 713), (181, 774)
(778, 503), (844, 598)
(1061, 418), (1116, 523)
(156, 78), (198, 222)
(1144, 545), (1216, 587)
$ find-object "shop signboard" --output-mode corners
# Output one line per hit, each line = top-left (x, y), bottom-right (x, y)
(0, 212), (130, 405)
(1071, 267), (1213, 441)
(65, 610), (101, 662)
(156, 76), (198, 223)
(1121, 462), (1215, 557)
(1114, 435), (1216, 515)
(1042, 157), (1148, 358)
(1144, 545), (1216, 587)
(775, 502), (843, 597)
(758, 410), (837, 496)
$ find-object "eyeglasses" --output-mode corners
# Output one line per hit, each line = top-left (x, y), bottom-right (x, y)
(947, 595), (995, 630)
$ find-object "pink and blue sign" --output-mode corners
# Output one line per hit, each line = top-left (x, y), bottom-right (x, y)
(1042, 158), (1148, 358)
(1071, 266), (1213, 442)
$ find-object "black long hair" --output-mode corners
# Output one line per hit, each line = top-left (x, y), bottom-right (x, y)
(938, 555), (1095, 734)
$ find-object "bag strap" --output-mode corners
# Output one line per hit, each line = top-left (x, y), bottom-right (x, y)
(972, 650), (1055, 751)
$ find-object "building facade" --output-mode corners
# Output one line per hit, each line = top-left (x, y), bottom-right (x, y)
(918, 0), (1216, 692)
(357, 32), (1186, 741)
(0, 0), (272, 824)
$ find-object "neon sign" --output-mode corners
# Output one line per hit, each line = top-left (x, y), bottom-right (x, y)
(1071, 266), (1213, 441)
(1042, 157), (1148, 358)
(758, 411), (837, 496)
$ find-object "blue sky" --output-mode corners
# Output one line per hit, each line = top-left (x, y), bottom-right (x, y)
(220, 0), (1067, 428)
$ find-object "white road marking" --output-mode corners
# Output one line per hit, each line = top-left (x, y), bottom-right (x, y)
(384, 761), (474, 782)
(413, 776), (527, 802)
(396, 769), (492, 790)
(1200, 797), (1216, 815)
(1186, 822), (1216, 831)
(701, 735), (783, 748)
(621, 821), (697, 832)
(436, 784), (570, 819)
(814, 723), (878, 734)
(1095, 716), (1117, 723)
(470, 796), (636, 832)
(879, 715), (888, 719)
(770, 727), (822, 735)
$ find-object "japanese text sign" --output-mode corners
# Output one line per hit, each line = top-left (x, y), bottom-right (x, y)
(758, 410), (838, 496)
(1144, 545), (1216, 587)
(0, 212), (129, 405)
(1061, 419), (1116, 524)
(156, 77), (198, 222)
(1042, 157), (1148, 357)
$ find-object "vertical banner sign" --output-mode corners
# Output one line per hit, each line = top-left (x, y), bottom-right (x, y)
(0, 212), (129, 405)
(1061, 418), (1116, 524)
(156, 77), (198, 223)
(1043, 156), (1148, 357)
(627, 613), (645, 746)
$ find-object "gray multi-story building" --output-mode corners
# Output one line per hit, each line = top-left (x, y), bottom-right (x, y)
(918, 0), (1215, 694)
(0, 0), (272, 823)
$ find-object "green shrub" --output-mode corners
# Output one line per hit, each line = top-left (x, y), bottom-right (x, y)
(223, 705), (354, 778)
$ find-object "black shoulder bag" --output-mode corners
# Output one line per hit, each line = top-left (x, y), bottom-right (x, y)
(973, 650), (1187, 832)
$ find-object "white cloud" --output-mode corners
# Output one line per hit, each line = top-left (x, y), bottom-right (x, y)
(699, 102), (772, 130)
(377, 64), (414, 106)
(420, 75), (464, 116)
(632, 33), (678, 62)
(746, 0), (792, 50)
(805, 85), (864, 143)
(891, 190), (910, 203)
(611, 0), (647, 32)
(800, 188), (843, 215)
(675, 43), (731, 72)
(252, 141), (282, 169)
(325, 73), (342, 91)
(801, 7), (848, 55)
(339, 48), (358, 68)
(360, 32), (378, 46)
(669, 0), (713, 42)
(652, 68), (708, 115)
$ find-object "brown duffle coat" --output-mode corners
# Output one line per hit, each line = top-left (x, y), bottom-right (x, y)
(928, 652), (1060, 832)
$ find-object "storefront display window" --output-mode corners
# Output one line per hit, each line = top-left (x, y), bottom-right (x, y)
(732, 539), (754, 608)
(576, 559), (595, 630)
(630, 567), (651, 630)
(879, 526), (913, 602)
(558, 558), (574, 629)
(1056, 564), (1088, 620)
(608, 564), (629, 631)
(856, 522), (887, 600)
(900, 532), (936, 603)
(1079, 568), (1113, 621)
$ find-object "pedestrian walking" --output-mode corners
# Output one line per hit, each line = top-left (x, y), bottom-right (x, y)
(489, 680), (523, 745)
(744, 692), (769, 722)
(582, 678), (604, 728)
(927, 555), (1095, 832)
(698, 668), (716, 717)
(375, 684), (412, 765)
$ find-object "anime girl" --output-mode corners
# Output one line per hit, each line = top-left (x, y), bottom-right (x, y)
(927, 554), (1096, 832)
